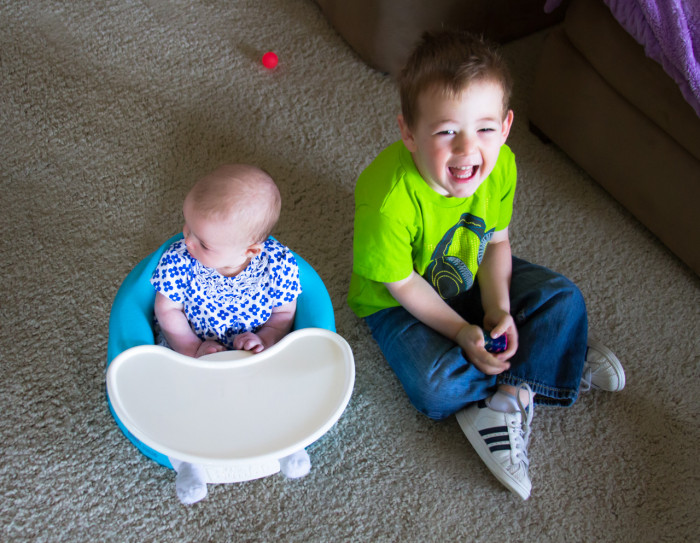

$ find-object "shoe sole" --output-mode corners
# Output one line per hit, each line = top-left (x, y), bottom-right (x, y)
(456, 408), (531, 500)
(587, 338), (626, 391)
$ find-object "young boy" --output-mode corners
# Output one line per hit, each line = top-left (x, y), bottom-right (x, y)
(347, 31), (625, 500)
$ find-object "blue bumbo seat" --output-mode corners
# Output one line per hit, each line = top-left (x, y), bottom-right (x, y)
(106, 234), (336, 468)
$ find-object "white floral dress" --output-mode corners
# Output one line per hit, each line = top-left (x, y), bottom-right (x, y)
(150, 238), (301, 349)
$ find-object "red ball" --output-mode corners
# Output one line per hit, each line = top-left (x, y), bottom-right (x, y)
(262, 51), (278, 69)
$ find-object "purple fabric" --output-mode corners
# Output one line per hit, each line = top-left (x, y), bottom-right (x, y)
(545, 0), (700, 116)
(605, 0), (699, 116)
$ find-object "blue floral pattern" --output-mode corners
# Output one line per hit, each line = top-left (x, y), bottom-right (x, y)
(150, 238), (301, 349)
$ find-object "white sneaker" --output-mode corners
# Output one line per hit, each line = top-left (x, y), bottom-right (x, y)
(456, 383), (534, 500)
(581, 338), (626, 392)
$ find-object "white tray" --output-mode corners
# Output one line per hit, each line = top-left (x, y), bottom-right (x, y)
(106, 328), (354, 467)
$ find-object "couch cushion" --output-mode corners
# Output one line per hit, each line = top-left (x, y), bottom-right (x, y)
(564, 0), (700, 161)
(530, 28), (700, 274)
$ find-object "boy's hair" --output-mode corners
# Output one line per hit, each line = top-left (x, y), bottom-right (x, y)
(187, 164), (281, 243)
(398, 31), (513, 129)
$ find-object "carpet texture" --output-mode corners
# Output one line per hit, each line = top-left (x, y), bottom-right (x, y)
(1, 1), (698, 541)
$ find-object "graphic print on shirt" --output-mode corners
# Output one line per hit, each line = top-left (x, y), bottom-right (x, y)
(423, 213), (492, 299)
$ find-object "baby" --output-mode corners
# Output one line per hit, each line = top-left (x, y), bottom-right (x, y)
(152, 164), (299, 357)
(151, 164), (310, 504)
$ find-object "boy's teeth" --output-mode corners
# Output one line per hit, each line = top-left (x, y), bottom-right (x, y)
(451, 166), (474, 178)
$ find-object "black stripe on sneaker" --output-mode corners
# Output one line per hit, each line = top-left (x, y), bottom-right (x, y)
(479, 426), (511, 453)
(479, 426), (508, 437)
(484, 435), (507, 445)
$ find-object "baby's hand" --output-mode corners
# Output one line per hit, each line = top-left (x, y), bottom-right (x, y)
(455, 323), (511, 375)
(195, 340), (226, 358)
(233, 332), (265, 354)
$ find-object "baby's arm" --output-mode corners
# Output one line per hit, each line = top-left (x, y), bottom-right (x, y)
(233, 300), (297, 354)
(475, 228), (518, 358)
(154, 292), (223, 358)
(385, 272), (510, 375)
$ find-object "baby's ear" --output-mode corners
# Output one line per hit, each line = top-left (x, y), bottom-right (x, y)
(246, 243), (264, 258)
(397, 114), (418, 152)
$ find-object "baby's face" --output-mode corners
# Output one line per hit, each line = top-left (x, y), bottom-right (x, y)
(182, 200), (258, 277)
(399, 80), (513, 199)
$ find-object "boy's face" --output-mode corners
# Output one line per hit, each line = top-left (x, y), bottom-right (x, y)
(398, 80), (514, 199)
(182, 198), (262, 277)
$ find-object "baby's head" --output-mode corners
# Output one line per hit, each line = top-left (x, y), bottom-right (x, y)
(396, 31), (514, 198)
(182, 164), (281, 276)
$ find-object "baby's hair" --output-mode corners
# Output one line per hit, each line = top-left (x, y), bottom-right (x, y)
(398, 30), (513, 129)
(187, 164), (281, 243)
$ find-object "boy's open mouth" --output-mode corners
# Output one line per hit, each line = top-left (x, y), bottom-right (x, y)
(449, 165), (478, 180)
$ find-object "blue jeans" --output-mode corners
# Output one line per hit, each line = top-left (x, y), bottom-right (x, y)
(364, 257), (587, 420)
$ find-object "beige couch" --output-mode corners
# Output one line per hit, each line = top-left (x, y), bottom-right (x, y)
(530, 0), (700, 275)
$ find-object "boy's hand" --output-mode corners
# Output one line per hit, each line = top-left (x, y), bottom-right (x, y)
(194, 340), (226, 358)
(483, 310), (519, 360)
(233, 332), (266, 354)
(455, 323), (511, 375)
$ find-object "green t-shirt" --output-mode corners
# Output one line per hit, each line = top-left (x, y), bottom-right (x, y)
(348, 140), (516, 318)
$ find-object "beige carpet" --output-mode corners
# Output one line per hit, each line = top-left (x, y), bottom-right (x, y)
(1, 1), (698, 541)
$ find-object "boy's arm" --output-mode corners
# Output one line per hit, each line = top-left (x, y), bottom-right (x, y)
(233, 300), (297, 354)
(476, 228), (518, 357)
(154, 292), (206, 358)
(385, 273), (510, 375)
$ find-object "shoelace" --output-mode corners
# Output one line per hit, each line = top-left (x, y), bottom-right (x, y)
(512, 382), (534, 466)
